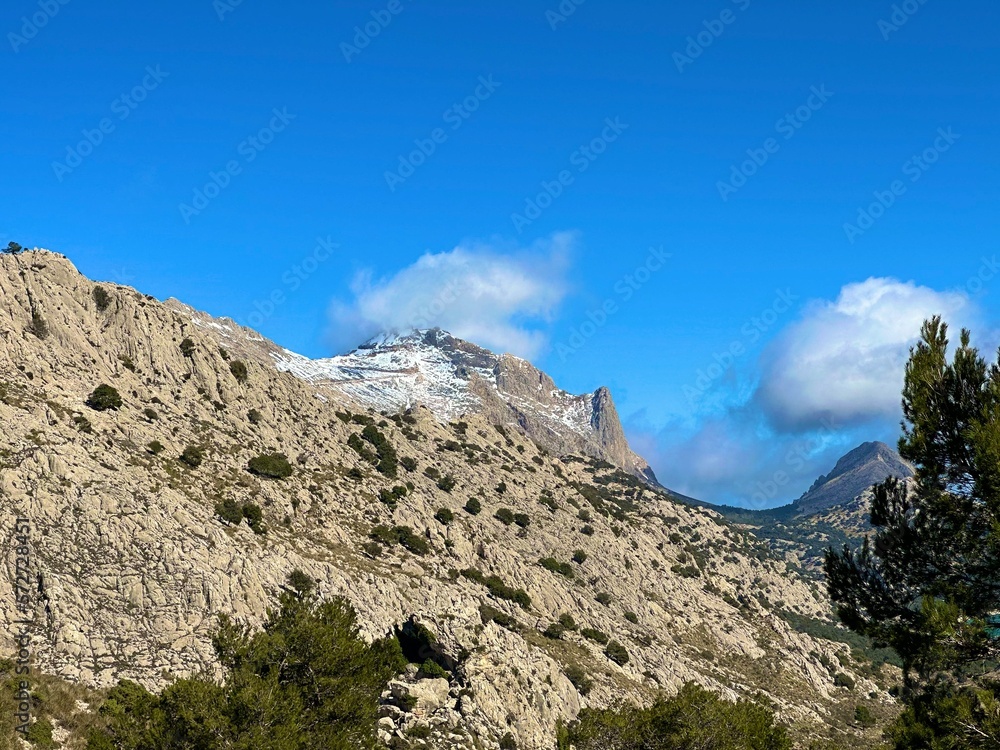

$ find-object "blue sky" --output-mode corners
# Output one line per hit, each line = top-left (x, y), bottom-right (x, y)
(3, 0), (999, 506)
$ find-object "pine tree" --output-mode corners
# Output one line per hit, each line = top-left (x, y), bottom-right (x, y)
(824, 317), (1000, 747)
(89, 574), (406, 749)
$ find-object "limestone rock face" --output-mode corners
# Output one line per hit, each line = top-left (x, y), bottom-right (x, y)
(0, 252), (893, 749)
(266, 327), (658, 484)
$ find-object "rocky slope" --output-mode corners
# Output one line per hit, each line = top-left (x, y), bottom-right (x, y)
(177, 318), (657, 484)
(0, 251), (898, 748)
(792, 442), (914, 517)
(714, 444), (916, 579)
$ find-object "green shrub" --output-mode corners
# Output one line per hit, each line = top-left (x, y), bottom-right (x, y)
(25, 717), (55, 748)
(464, 497), (482, 515)
(495, 508), (515, 525)
(86, 384), (123, 411)
(565, 664), (593, 696)
(605, 640), (630, 666)
(93, 286), (111, 311)
(348, 433), (375, 462)
(539, 495), (558, 512)
(558, 613), (577, 630)
(854, 704), (876, 728)
(500, 732), (517, 750)
(624, 611), (639, 624)
(143, 407), (158, 421)
(579, 509), (592, 522)
(424, 466), (440, 480)
(248, 409), (263, 425)
(437, 475), (456, 492)
(486, 576), (531, 608)
(480, 604), (519, 631)
(370, 525), (429, 556)
(461, 568), (531, 609)
(777, 610), (902, 669)
(496, 481), (507, 494)
(671, 564), (701, 579)
(229, 360), (248, 383)
(543, 623), (566, 640)
(460, 568), (486, 584)
(378, 488), (398, 509)
(179, 445), (204, 468)
(581, 524), (595, 536)
(287, 569), (315, 596)
(248, 453), (293, 479)
(73, 415), (93, 433)
(564, 682), (792, 750)
(397, 526), (429, 555)
(179, 338), (195, 358)
(513, 513), (530, 528)
(572, 549), (588, 564)
(89, 581), (407, 749)
(370, 525), (399, 547)
(539, 557), (574, 578)
(215, 498), (243, 526)
(401, 456), (417, 471)
(147, 440), (164, 455)
(834, 673), (856, 690)
(434, 508), (454, 525)
(417, 659), (449, 679)
(242, 503), (265, 534)
(595, 592), (613, 606)
(406, 725), (432, 739)
(581, 628), (610, 645)
(29, 308), (49, 339)
(361, 424), (397, 478)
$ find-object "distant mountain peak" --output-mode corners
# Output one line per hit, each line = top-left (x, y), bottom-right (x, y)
(793, 440), (914, 516)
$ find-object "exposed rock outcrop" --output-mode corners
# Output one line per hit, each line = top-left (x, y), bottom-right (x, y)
(265, 327), (658, 484)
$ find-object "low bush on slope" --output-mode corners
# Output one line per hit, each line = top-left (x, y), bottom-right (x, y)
(559, 682), (792, 750)
(247, 452), (293, 479)
(87, 573), (406, 750)
(86, 384), (122, 411)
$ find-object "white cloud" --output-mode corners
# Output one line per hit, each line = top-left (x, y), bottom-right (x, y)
(327, 233), (574, 357)
(632, 277), (993, 508)
(755, 277), (974, 432)
(633, 415), (881, 507)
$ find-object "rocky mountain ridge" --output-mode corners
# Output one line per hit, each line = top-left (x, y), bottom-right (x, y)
(711, 443), (917, 580)
(792, 441), (914, 517)
(0, 251), (897, 748)
(170, 310), (657, 485)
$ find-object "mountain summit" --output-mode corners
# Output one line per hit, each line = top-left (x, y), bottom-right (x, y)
(793, 441), (914, 516)
(253, 328), (656, 484)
